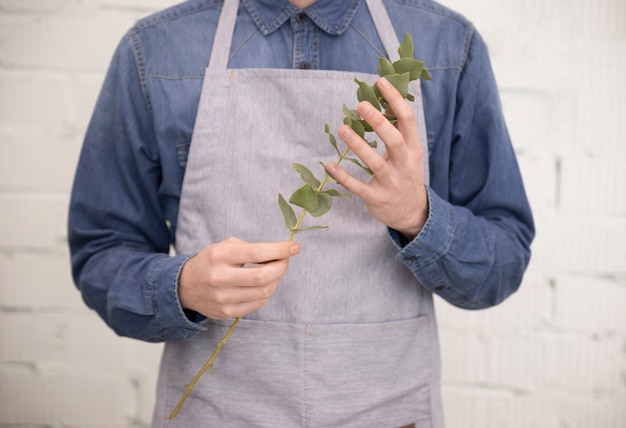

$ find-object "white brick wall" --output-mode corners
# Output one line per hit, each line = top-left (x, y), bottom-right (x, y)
(0, 0), (624, 426)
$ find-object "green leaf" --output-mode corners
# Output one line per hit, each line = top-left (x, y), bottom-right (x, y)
(406, 93), (415, 102)
(420, 67), (432, 81)
(355, 78), (381, 111)
(345, 157), (374, 176)
(289, 185), (333, 217)
(397, 33), (414, 59)
(321, 188), (351, 199)
(383, 113), (397, 123)
(377, 57), (395, 77)
(343, 117), (366, 139)
(382, 73), (410, 98)
(289, 183), (318, 211)
(292, 162), (321, 189)
(278, 193), (297, 230)
(308, 192), (332, 217)
(342, 104), (360, 121)
(356, 118), (373, 133)
(366, 139), (378, 148)
(325, 124), (341, 157)
(293, 225), (329, 232)
(392, 58), (424, 81)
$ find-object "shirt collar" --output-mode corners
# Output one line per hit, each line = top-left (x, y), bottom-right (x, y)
(241, 0), (362, 36)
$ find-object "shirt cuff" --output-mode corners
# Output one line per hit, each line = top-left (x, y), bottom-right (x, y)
(150, 254), (208, 341)
(388, 187), (473, 307)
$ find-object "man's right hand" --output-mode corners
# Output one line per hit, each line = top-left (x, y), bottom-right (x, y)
(177, 237), (301, 320)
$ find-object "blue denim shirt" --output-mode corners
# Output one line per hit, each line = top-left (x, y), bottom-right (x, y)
(68, 0), (534, 342)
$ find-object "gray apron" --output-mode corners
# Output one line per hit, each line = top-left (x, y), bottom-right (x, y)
(153, 0), (443, 426)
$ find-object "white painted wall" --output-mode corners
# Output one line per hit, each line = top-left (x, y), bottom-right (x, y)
(1, 0), (624, 426)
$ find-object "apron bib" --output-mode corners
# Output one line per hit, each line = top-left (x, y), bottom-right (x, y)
(154, 1), (443, 426)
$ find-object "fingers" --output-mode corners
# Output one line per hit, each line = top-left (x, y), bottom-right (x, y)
(178, 238), (301, 319)
(209, 237), (301, 266)
(376, 77), (419, 148)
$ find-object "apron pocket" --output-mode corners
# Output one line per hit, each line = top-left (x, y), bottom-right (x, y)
(305, 316), (434, 428)
(159, 316), (434, 428)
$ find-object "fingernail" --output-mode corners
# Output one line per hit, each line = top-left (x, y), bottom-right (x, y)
(378, 77), (390, 89)
(339, 125), (353, 139)
(290, 243), (301, 254)
(360, 101), (374, 116)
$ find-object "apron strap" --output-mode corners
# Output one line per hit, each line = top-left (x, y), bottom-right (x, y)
(364, 0), (400, 62)
(209, 0), (402, 69)
(208, 0), (240, 70)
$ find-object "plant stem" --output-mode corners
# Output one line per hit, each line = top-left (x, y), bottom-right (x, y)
(169, 146), (351, 419)
(288, 146), (349, 240)
(168, 317), (241, 419)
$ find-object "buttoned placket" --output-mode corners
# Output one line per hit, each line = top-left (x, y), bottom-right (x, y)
(290, 12), (319, 70)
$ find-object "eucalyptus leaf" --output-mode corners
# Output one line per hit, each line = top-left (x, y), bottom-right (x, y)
(356, 118), (373, 133)
(383, 73), (410, 98)
(420, 67), (432, 81)
(344, 117), (366, 139)
(397, 33), (413, 59)
(289, 183), (318, 211)
(392, 58), (424, 81)
(278, 193), (297, 229)
(307, 192), (332, 217)
(295, 225), (329, 231)
(355, 78), (381, 111)
(345, 157), (374, 176)
(325, 124), (341, 156)
(322, 188), (351, 199)
(342, 104), (361, 121)
(292, 162), (321, 189)
(377, 57), (395, 77)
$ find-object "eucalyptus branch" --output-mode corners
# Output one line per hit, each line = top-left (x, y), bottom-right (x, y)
(169, 33), (430, 420)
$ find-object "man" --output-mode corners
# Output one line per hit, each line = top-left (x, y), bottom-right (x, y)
(68, 0), (534, 426)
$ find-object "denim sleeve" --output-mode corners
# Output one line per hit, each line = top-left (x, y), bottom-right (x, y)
(68, 35), (206, 342)
(390, 29), (535, 309)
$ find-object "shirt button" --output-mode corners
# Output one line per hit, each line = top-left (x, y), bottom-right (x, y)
(296, 13), (306, 23)
(435, 285), (445, 291)
(299, 61), (311, 69)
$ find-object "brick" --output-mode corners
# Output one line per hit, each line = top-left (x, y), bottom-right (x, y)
(97, 0), (178, 10)
(556, 394), (626, 428)
(0, 312), (66, 363)
(64, 312), (163, 374)
(0, 11), (137, 71)
(435, 275), (553, 332)
(486, 332), (554, 391)
(549, 334), (624, 393)
(530, 216), (626, 275)
(0, 252), (77, 310)
(0, 70), (72, 132)
(553, 276), (626, 332)
(0, 0), (71, 12)
(560, 157), (626, 216)
(439, 329), (487, 384)
(0, 368), (134, 425)
(500, 91), (560, 155)
(0, 192), (68, 249)
(440, 387), (513, 428)
(0, 131), (82, 193)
